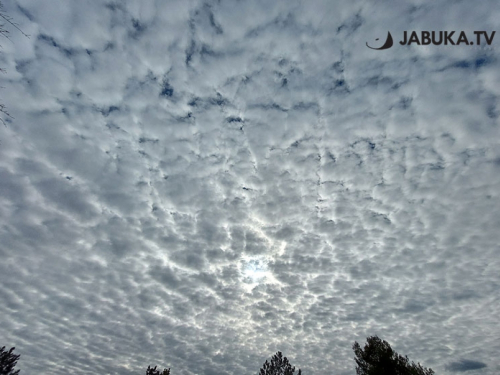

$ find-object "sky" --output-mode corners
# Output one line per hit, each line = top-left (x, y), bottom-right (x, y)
(0, 1), (499, 374)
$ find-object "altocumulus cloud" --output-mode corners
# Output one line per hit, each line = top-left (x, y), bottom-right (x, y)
(0, 0), (499, 375)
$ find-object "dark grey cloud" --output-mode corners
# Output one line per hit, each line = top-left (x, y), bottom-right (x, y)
(446, 359), (488, 372)
(0, 0), (499, 375)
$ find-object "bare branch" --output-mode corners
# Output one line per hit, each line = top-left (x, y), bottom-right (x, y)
(0, 2), (30, 39)
(0, 1), (29, 126)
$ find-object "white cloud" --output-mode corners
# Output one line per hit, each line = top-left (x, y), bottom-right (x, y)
(0, 0), (499, 374)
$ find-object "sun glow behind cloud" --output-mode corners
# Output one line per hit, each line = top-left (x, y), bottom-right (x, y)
(238, 218), (287, 291)
(241, 256), (268, 282)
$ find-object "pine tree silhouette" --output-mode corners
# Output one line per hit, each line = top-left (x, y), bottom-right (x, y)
(0, 346), (21, 375)
(259, 351), (301, 375)
(353, 336), (434, 375)
(146, 365), (170, 375)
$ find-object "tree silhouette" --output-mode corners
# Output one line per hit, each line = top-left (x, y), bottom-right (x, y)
(0, 346), (20, 375)
(352, 336), (434, 375)
(146, 365), (170, 375)
(259, 351), (301, 375)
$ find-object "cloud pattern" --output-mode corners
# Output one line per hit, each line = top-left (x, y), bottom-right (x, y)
(0, 1), (499, 374)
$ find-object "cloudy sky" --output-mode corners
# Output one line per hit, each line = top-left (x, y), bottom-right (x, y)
(0, 1), (499, 374)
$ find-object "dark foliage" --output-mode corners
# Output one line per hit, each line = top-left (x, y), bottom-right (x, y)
(0, 346), (20, 375)
(259, 351), (301, 375)
(352, 336), (434, 375)
(146, 365), (170, 375)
